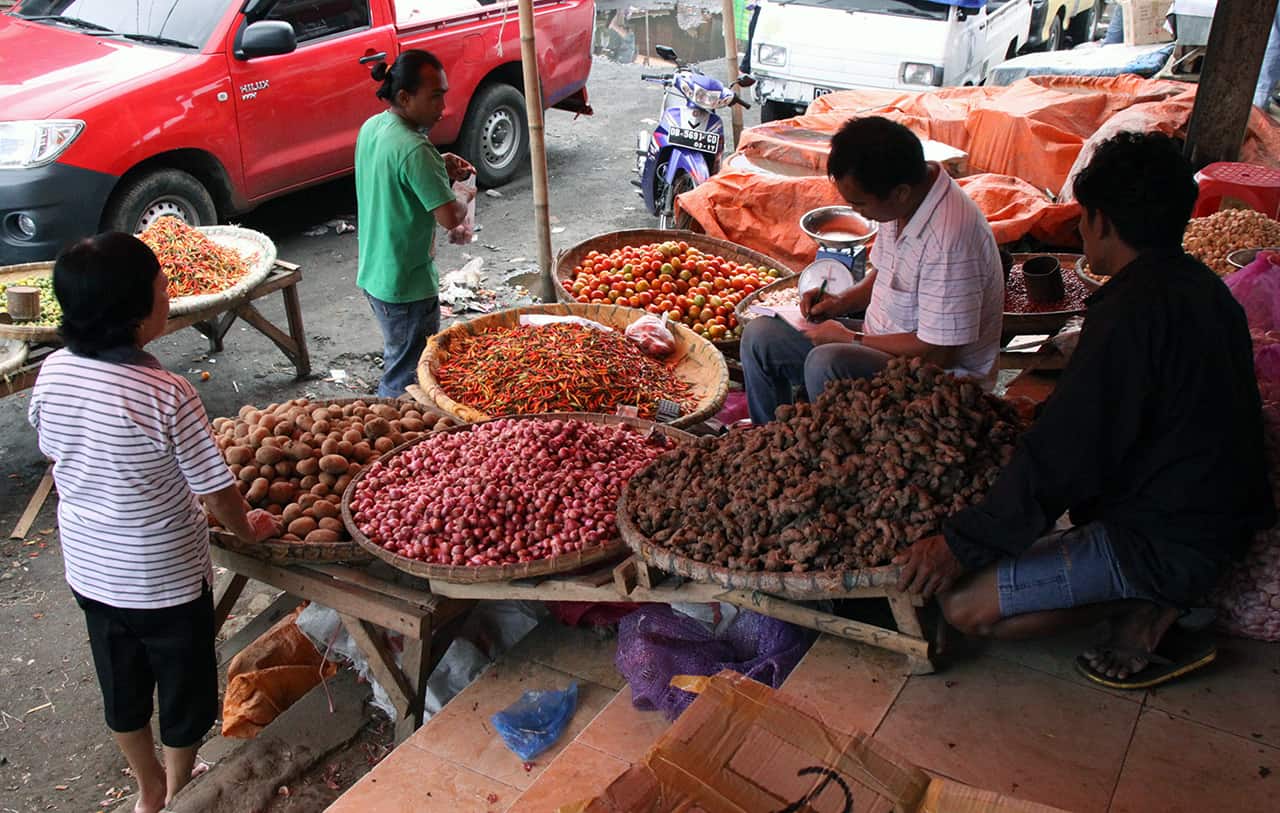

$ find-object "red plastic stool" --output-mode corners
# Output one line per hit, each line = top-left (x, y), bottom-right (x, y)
(1193, 162), (1280, 219)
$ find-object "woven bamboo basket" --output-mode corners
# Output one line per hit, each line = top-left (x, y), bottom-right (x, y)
(205, 397), (455, 565)
(1004, 252), (1088, 336)
(733, 274), (800, 326)
(552, 229), (798, 356)
(0, 338), (29, 379)
(0, 226), (276, 342)
(616, 485), (901, 601)
(342, 413), (693, 583)
(417, 303), (729, 429)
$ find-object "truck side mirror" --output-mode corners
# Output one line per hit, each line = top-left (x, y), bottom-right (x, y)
(236, 20), (297, 60)
(656, 44), (678, 62)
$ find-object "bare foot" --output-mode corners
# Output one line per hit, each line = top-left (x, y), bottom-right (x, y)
(134, 782), (166, 813)
(191, 760), (210, 779)
(1083, 602), (1179, 680)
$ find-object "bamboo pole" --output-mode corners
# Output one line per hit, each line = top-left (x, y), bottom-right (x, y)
(517, 0), (555, 302)
(721, 0), (744, 148)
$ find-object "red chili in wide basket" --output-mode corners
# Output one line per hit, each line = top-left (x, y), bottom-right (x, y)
(349, 418), (673, 566)
(140, 216), (249, 298)
(435, 322), (696, 419)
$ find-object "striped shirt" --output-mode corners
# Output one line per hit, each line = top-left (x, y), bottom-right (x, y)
(865, 164), (1004, 382)
(28, 349), (234, 609)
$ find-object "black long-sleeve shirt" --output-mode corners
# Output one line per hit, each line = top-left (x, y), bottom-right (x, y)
(944, 250), (1275, 606)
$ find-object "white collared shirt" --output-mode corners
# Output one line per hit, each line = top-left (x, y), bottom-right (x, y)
(865, 164), (1004, 382)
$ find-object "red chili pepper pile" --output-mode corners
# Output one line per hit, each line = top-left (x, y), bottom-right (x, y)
(140, 216), (249, 298)
(435, 322), (696, 418)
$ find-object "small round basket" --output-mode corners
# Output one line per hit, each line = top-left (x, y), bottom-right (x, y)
(733, 275), (801, 325)
(552, 228), (797, 356)
(417, 303), (728, 429)
(342, 413), (693, 583)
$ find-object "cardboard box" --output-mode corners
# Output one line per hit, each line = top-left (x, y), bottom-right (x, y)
(559, 672), (1069, 813)
(1118, 0), (1175, 46)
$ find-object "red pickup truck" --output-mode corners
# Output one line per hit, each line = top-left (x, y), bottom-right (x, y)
(0, 0), (594, 264)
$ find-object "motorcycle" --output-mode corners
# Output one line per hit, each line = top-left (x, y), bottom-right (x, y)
(634, 45), (754, 229)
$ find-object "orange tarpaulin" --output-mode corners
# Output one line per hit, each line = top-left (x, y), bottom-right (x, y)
(680, 76), (1280, 269)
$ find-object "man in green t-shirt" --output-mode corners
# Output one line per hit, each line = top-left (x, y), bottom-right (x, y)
(356, 49), (476, 398)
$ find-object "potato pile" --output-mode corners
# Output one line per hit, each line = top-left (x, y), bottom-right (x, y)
(625, 358), (1022, 572)
(1183, 209), (1280, 277)
(211, 399), (458, 543)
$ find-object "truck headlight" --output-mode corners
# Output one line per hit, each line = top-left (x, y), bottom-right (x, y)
(900, 63), (943, 87)
(0, 120), (85, 169)
(757, 43), (787, 67)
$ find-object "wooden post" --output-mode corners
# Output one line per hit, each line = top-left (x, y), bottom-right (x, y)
(1184, 0), (1280, 166)
(517, 0), (555, 303)
(721, 0), (744, 149)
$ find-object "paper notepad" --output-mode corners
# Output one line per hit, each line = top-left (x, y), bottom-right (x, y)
(747, 304), (820, 331)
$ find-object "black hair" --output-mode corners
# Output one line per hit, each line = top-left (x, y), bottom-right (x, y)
(827, 117), (928, 199)
(53, 232), (159, 357)
(372, 49), (444, 104)
(1072, 131), (1198, 252)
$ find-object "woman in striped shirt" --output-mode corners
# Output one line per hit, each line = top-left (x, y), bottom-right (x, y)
(29, 233), (279, 813)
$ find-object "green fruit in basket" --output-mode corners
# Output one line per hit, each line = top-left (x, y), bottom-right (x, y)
(0, 276), (61, 327)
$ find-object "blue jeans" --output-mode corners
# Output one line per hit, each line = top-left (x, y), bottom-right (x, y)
(995, 523), (1149, 618)
(364, 292), (440, 399)
(739, 316), (892, 425)
(1255, 6), (1280, 109)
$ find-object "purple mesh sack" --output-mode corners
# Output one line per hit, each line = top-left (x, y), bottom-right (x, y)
(615, 606), (813, 720)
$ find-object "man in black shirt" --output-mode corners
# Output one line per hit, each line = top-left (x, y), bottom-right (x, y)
(893, 132), (1274, 689)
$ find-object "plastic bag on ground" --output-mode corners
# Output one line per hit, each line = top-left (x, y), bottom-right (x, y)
(616, 605), (813, 720)
(624, 314), (676, 357)
(222, 605), (338, 738)
(1226, 252), (1280, 333)
(296, 602), (403, 720)
(491, 681), (579, 761)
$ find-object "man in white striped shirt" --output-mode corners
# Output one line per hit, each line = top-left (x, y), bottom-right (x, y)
(29, 233), (276, 813)
(741, 117), (1004, 424)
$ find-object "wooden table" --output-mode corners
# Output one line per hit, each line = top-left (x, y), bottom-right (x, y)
(1, 259), (310, 396)
(210, 546), (471, 743)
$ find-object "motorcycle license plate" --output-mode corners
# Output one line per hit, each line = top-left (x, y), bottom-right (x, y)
(667, 127), (721, 154)
(813, 86), (834, 99)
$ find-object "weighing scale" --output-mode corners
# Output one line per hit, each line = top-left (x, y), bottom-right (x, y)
(798, 206), (878, 286)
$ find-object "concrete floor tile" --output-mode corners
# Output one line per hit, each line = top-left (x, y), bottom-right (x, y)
(575, 687), (672, 764)
(506, 742), (629, 813)
(780, 634), (912, 735)
(325, 740), (517, 813)
(507, 621), (626, 691)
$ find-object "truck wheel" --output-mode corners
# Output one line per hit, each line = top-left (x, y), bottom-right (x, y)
(760, 100), (793, 124)
(1042, 14), (1065, 52)
(102, 168), (217, 235)
(460, 83), (529, 188)
(1068, 0), (1102, 46)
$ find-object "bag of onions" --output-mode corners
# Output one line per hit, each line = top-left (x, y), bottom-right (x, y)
(1210, 328), (1280, 642)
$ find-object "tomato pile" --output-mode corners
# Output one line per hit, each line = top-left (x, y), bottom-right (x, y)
(564, 241), (784, 341)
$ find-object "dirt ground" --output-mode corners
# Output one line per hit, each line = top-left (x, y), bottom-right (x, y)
(0, 54), (760, 813)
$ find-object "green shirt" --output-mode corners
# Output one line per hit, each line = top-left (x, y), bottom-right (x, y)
(355, 111), (454, 303)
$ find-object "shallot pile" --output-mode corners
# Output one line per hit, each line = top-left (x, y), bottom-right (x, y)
(625, 358), (1022, 572)
(350, 419), (676, 567)
(1211, 328), (1280, 641)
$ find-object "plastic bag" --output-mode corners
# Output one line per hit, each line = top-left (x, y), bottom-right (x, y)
(447, 176), (477, 245)
(624, 314), (676, 357)
(491, 681), (579, 761)
(1226, 251), (1280, 332)
(615, 606), (813, 720)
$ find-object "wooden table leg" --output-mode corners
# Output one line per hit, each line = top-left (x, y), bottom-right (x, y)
(887, 592), (935, 675)
(280, 281), (311, 379)
(340, 614), (420, 742)
(213, 573), (250, 636)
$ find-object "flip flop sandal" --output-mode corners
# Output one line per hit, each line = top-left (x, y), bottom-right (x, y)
(1074, 628), (1217, 690)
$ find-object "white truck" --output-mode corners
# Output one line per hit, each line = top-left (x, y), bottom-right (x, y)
(747, 0), (1036, 122)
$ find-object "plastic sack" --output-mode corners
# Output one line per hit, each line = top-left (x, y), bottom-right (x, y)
(624, 314), (675, 357)
(1226, 252), (1280, 333)
(447, 175), (477, 245)
(222, 605), (337, 738)
(296, 602), (403, 721)
(491, 681), (579, 761)
(615, 605), (813, 720)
